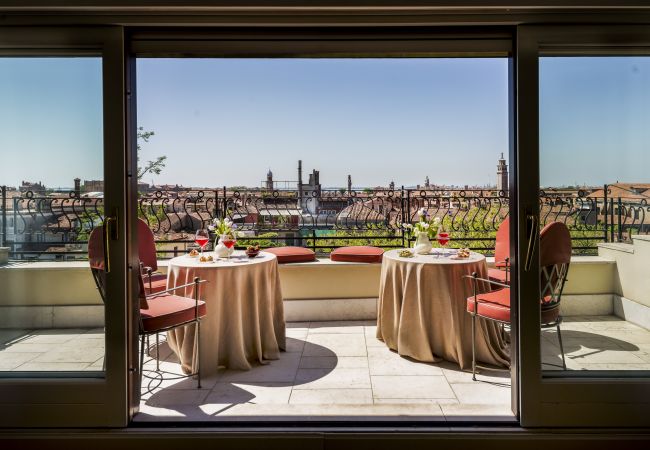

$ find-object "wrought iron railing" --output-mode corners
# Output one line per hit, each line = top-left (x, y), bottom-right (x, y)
(1, 184), (648, 260)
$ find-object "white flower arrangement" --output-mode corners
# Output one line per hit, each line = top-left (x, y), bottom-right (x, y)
(208, 217), (240, 238)
(401, 208), (442, 239)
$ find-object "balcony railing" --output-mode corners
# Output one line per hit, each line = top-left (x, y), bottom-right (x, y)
(1, 184), (648, 260)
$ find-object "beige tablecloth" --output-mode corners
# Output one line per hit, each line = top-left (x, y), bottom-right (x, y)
(166, 250), (285, 375)
(377, 249), (509, 371)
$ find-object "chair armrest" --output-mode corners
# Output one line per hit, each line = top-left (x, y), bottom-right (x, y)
(462, 274), (509, 290)
(146, 279), (209, 299)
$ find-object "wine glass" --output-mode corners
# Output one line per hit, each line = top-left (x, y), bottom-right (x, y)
(195, 229), (210, 256)
(222, 234), (237, 259)
(437, 229), (450, 256)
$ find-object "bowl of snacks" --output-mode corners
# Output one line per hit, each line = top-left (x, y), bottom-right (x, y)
(199, 254), (214, 263)
(453, 248), (471, 259)
(246, 245), (260, 258)
(187, 249), (199, 258)
(398, 249), (414, 258)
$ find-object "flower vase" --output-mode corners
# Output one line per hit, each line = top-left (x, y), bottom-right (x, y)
(412, 231), (433, 255)
(214, 234), (234, 258)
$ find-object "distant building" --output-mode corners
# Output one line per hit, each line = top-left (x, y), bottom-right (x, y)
(497, 153), (508, 193)
(425, 176), (430, 188)
(266, 169), (274, 190)
(83, 180), (104, 193)
(19, 180), (46, 195)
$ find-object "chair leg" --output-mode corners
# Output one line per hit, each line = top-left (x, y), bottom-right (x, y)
(139, 334), (145, 390)
(557, 323), (567, 370)
(196, 321), (202, 389)
(155, 333), (160, 372)
(471, 314), (477, 381)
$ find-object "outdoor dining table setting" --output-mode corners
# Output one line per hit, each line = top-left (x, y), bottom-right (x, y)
(164, 221), (286, 376)
(377, 211), (510, 371)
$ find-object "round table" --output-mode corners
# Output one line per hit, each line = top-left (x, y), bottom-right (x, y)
(377, 249), (509, 371)
(165, 250), (285, 375)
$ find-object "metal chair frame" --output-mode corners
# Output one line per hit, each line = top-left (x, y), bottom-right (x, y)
(465, 262), (569, 381)
(138, 277), (207, 391)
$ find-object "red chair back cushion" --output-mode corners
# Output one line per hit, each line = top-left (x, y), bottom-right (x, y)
(88, 226), (105, 270)
(539, 221), (572, 267)
(138, 218), (158, 271)
(330, 246), (384, 263)
(494, 217), (510, 268)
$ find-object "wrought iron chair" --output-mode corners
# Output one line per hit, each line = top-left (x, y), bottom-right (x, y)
(138, 218), (167, 295)
(487, 217), (510, 285)
(465, 221), (571, 380)
(88, 225), (207, 389)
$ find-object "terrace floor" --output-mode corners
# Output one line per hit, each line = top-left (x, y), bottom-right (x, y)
(1, 316), (649, 422)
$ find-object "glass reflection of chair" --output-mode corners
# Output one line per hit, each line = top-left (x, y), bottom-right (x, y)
(465, 221), (571, 380)
(138, 218), (167, 295)
(488, 217), (510, 286)
(88, 224), (207, 389)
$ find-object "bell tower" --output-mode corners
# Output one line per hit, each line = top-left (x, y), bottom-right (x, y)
(497, 153), (508, 193)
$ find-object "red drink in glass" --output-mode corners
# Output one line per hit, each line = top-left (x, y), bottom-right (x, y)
(437, 232), (450, 247)
(195, 236), (209, 249)
(223, 239), (236, 249)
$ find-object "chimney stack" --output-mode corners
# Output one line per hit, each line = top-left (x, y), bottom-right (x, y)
(74, 178), (81, 197)
(298, 160), (303, 201)
(347, 175), (352, 193)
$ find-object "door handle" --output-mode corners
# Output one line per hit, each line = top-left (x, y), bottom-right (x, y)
(524, 213), (538, 272)
(103, 209), (118, 273)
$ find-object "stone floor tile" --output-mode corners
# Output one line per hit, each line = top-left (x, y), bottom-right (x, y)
(289, 388), (373, 405)
(308, 321), (367, 334)
(206, 382), (293, 405)
(371, 375), (455, 399)
(450, 382), (511, 405)
(293, 367), (371, 390)
(368, 354), (443, 376)
(303, 333), (367, 357)
(299, 356), (368, 369)
(218, 353), (301, 383)
(0, 352), (39, 370)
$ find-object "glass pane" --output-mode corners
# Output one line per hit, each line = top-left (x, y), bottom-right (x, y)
(0, 57), (105, 374)
(539, 56), (650, 373)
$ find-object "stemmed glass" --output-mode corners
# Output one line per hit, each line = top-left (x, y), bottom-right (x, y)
(437, 229), (450, 256)
(221, 234), (237, 260)
(195, 228), (210, 256)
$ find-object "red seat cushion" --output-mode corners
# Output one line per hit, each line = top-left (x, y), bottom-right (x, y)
(143, 273), (167, 294)
(265, 246), (316, 264)
(330, 246), (384, 263)
(488, 268), (509, 285)
(140, 294), (206, 333)
(467, 288), (511, 323)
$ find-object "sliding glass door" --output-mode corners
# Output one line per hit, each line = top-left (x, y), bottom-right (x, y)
(517, 25), (650, 427)
(0, 27), (130, 427)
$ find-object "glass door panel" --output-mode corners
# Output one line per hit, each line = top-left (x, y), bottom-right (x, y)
(517, 25), (650, 428)
(540, 55), (650, 374)
(0, 56), (106, 374)
(0, 27), (128, 427)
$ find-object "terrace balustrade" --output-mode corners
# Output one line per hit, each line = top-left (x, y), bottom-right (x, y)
(0, 184), (648, 260)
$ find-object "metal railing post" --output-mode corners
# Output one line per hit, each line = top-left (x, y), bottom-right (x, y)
(1, 186), (6, 248)
(222, 186), (227, 220)
(617, 197), (623, 242)
(603, 184), (608, 243)
(610, 197), (615, 243)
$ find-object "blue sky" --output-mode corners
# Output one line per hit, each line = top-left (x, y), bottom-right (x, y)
(136, 58), (509, 188)
(1, 56), (649, 190)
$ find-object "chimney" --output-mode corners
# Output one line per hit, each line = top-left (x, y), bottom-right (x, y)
(74, 178), (81, 197)
(347, 175), (352, 193)
(298, 160), (303, 202)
